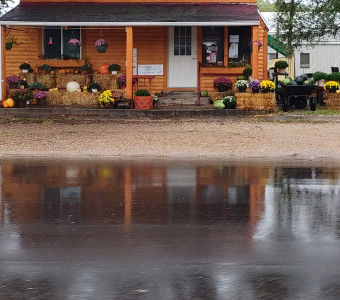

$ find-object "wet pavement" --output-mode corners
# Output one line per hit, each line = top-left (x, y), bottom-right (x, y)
(1, 161), (340, 299)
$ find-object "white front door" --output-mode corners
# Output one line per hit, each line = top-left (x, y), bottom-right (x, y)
(168, 27), (197, 88)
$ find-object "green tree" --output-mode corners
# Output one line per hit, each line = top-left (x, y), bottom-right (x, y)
(275, 0), (340, 57)
(0, 0), (14, 15)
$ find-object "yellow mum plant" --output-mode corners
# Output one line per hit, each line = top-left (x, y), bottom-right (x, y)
(98, 90), (114, 107)
(260, 80), (275, 93)
(324, 81), (339, 93)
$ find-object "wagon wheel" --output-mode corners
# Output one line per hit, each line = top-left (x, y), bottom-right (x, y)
(282, 97), (288, 112)
(294, 96), (307, 109)
(310, 97), (316, 111)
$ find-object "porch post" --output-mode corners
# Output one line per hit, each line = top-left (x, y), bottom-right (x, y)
(1, 25), (7, 101)
(125, 26), (133, 100)
(251, 25), (259, 79)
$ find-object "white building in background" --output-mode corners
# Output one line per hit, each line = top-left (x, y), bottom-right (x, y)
(261, 12), (340, 76)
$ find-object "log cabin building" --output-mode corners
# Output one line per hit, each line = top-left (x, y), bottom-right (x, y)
(0, 0), (269, 102)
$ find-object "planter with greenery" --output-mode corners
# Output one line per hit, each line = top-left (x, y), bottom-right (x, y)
(89, 81), (100, 93)
(13, 89), (33, 108)
(327, 72), (340, 82)
(235, 80), (248, 93)
(19, 62), (31, 73)
(213, 77), (233, 92)
(39, 64), (52, 74)
(6, 36), (19, 50)
(274, 60), (289, 73)
(79, 64), (93, 75)
(243, 67), (252, 79)
(313, 71), (328, 86)
(29, 82), (47, 91)
(134, 89), (153, 109)
(108, 64), (121, 74)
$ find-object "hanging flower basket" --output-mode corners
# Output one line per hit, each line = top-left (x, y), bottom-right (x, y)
(95, 39), (108, 53)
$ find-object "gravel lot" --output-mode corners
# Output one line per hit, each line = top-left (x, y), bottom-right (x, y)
(0, 117), (340, 163)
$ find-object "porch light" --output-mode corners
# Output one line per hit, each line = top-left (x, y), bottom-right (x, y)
(48, 37), (53, 45)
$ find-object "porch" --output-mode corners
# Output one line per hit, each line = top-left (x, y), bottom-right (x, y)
(0, 2), (267, 103)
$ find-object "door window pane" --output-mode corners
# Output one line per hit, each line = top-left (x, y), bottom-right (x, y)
(174, 26), (192, 56)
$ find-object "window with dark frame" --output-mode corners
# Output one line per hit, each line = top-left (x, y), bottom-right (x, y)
(300, 53), (310, 68)
(43, 27), (81, 60)
(202, 26), (224, 67)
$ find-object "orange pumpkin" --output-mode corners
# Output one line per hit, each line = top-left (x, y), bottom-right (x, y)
(2, 100), (8, 108)
(6, 98), (15, 107)
(99, 63), (110, 74)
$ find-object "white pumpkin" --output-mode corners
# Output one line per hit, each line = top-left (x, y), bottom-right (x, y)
(66, 81), (80, 92)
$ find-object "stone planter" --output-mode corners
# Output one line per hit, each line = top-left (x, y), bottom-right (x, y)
(134, 96), (153, 109)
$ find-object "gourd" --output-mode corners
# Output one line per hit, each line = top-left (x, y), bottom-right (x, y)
(6, 98), (15, 107)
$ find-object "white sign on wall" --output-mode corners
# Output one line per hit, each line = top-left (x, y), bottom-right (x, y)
(133, 48), (137, 75)
(138, 64), (163, 76)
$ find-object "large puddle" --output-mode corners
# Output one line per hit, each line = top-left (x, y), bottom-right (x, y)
(1, 160), (340, 299)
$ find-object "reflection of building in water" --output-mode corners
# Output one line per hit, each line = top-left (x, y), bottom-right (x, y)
(0, 162), (268, 226)
(254, 167), (340, 240)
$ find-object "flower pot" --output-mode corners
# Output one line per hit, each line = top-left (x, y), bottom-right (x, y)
(91, 89), (98, 93)
(37, 98), (47, 107)
(252, 88), (260, 93)
(22, 69), (29, 73)
(237, 88), (247, 93)
(134, 96), (153, 110)
(317, 79), (326, 87)
(16, 101), (26, 108)
(278, 68), (286, 74)
(217, 86), (228, 92)
(6, 43), (12, 50)
(96, 45), (107, 53)
(111, 71), (118, 75)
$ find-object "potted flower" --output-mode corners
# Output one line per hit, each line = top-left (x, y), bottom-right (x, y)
(68, 38), (81, 47)
(222, 96), (236, 109)
(78, 64), (93, 75)
(134, 89), (153, 109)
(235, 80), (248, 93)
(29, 82), (47, 91)
(108, 64), (121, 75)
(274, 60), (289, 73)
(38, 64), (52, 74)
(260, 80), (276, 93)
(35, 90), (48, 106)
(213, 77), (233, 92)
(12, 89), (33, 108)
(19, 62), (31, 73)
(248, 79), (261, 93)
(117, 75), (126, 89)
(313, 71), (328, 86)
(6, 75), (21, 89)
(95, 38), (108, 53)
(324, 81), (339, 93)
(243, 67), (252, 79)
(5, 36), (18, 50)
(98, 89), (117, 108)
(89, 81), (100, 93)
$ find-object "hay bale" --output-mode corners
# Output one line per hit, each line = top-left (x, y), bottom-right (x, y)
(47, 91), (98, 106)
(35, 73), (56, 89)
(324, 93), (340, 110)
(93, 73), (121, 91)
(56, 73), (92, 89)
(19, 72), (35, 85)
(236, 92), (276, 112)
(210, 92), (228, 101)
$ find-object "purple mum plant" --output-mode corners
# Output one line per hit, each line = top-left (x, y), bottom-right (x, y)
(68, 38), (81, 47)
(213, 77), (233, 92)
(95, 39), (108, 47)
(35, 91), (47, 100)
(248, 79), (261, 90)
(6, 75), (21, 85)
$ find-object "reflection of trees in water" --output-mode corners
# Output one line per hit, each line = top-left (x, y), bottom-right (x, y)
(257, 167), (340, 240)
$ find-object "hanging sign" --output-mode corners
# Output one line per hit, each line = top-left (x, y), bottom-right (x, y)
(138, 64), (163, 76)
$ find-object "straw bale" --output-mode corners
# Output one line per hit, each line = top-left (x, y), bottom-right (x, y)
(19, 72), (35, 85)
(236, 92), (276, 112)
(210, 92), (229, 101)
(93, 73), (121, 91)
(324, 93), (340, 110)
(47, 91), (99, 106)
(35, 74), (56, 89)
(56, 74), (92, 89)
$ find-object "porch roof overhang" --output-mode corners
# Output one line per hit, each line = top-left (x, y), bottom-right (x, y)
(0, 2), (260, 27)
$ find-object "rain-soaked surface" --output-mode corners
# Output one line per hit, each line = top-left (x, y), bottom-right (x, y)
(1, 160), (340, 299)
